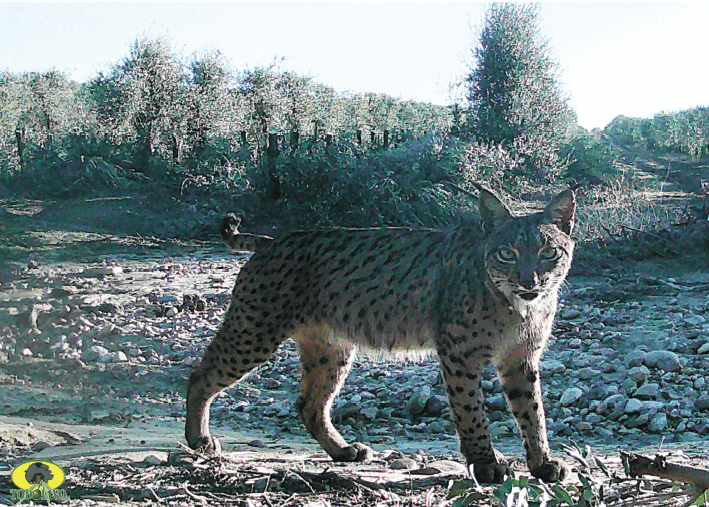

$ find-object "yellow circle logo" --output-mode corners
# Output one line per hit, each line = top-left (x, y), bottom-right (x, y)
(11, 461), (65, 490)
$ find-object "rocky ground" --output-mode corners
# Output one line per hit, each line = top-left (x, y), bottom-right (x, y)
(1, 197), (708, 506)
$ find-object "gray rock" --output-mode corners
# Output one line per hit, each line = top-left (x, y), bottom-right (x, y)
(624, 350), (646, 368)
(487, 393), (507, 412)
(695, 395), (709, 411)
(562, 308), (582, 319)
(578, 367), (601, 380)
(624, 398), (644, 414)
(560, 387), (583, 406)
(83, 345), (110, 362)
(603, 393), (626, 407)
(424, 395), (448, 417)
(627, 365), (650, 384)
(112, 351), (129, 363)
(648, 413), (668, 433)
(390, 458), (418, 470)
(634, 383), (660, 400)
(643, 350), (682, 372)
(685, 315), (706, 326)
(407, 386), (432, 416)
(427, 421), (446, 433)
(698, 343), (709, 355)
(568, 338), (582, 349)
(575, 421), (593, 432)
(361, 407), (379, 420)
(587, 383), (610, 401)
(541, 360), (566, 379)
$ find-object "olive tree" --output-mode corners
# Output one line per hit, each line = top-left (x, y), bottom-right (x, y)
(465, 3), (572, 180)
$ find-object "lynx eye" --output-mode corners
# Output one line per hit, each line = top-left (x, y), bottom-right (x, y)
(539, 247), (560, 261)
(495, 247), (517, 262)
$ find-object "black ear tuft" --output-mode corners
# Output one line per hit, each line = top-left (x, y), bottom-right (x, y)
(544, 190), (575, 235)
(479, 188), (512, 231)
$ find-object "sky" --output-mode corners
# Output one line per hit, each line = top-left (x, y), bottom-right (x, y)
(1, 2), (707, 130)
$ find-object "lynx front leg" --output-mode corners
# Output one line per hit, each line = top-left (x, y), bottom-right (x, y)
(496, 358), (569, 482)
(295, 326), (373, 462)
(438, 350), (509, 483)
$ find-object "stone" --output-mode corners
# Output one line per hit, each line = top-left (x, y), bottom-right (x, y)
(578, 368), (601, 380)
(634, 383), (660, 400)
(487, 393), (507, 411)
(698, 343), (709, 355)
(407, 386), (431, 416)
(685, 315), (706, 326)
(542, 359), (566, 378)
(112, 351), (128, 363)
(624, 350), (646, 368)
(427, 421), (446, 433)
(560, 387), (583, 406)
(695, 395), (709, 411)
(627, 365), (650, 384)
(390, 458), (418, 470)
(624, 398), (644, 414)
(561, 308), (582, 319)
(575, 421), (593, 432)
(643, 350), (682, 372)
(361, 407), (379, 420)
(648, 413), (668, 433)
(83, 345), (110, 362)
(424, 395), (448, 417)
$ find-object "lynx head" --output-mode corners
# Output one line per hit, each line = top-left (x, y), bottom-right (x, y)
(479, 188), (575, 310)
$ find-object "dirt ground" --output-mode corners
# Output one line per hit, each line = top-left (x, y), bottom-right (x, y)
(1, 195), (708, 506)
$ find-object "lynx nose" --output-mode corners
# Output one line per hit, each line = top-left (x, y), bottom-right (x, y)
(518, 270), (538, 290)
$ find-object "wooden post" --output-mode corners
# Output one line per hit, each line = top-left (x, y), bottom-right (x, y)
(356, 129), (362, 145)
(383, 129), (390, 149)
(240, 130), (247, 146)
(267, 133), (281, 200)
(325, 132), (333, 146)
(370, 130), (376, 145)
(290, 130), (299, 151)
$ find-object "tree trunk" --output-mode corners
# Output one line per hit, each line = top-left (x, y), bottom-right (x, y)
(15, 125), (25, 170)
(266, 133), (281, 200)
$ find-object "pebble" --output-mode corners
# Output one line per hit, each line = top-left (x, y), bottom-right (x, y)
(634, 383), (660, 400)
(695, 396), (709, 411)
(407, 386), (432, 416)
(390, 458), (418, 470)
(560, 387), (583, 406)
(624, 399), (643, 414)
(643, 350), (682, 372)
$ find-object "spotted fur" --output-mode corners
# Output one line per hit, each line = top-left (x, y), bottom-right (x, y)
(186, 188), (576, 483)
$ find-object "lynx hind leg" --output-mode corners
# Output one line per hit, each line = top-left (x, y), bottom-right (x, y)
(185, 302), (288, 454)
(438, 351), (509, 483)
(294, 326), (373, 462)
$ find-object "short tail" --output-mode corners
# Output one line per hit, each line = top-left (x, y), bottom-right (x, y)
(220, 213), (273, 253)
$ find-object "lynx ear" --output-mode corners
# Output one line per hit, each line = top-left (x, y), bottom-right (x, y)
(543, 189), (575, 235)
(479, 188), (512, 231)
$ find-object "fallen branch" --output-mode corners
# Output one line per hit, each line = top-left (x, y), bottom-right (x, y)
(622, 452), (709, 490)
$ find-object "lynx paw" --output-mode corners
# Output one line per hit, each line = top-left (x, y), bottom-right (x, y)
(189, 436), (222, 456)
(531, 459), (569, 482)
(332, 443), (374, 462)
